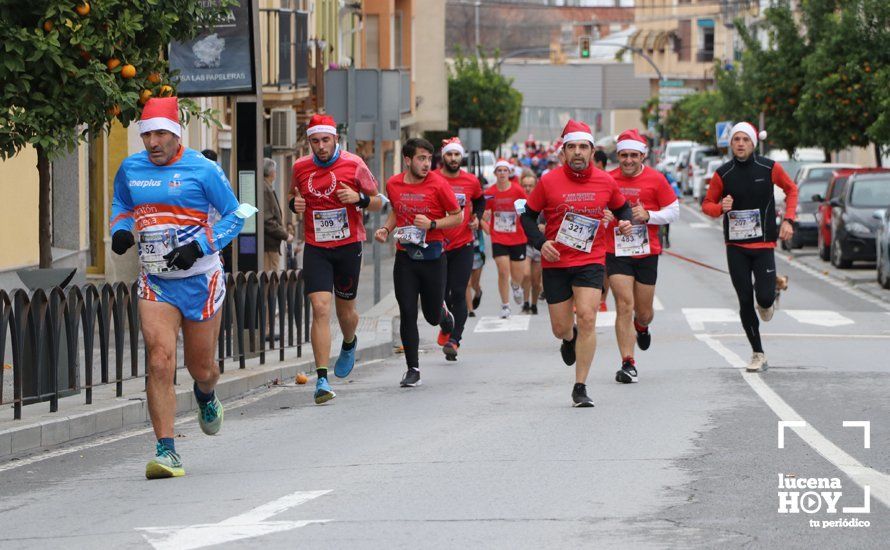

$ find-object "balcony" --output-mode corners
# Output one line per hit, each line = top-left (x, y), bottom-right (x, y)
(696, 49), (715, 63)
(259, 8), (309, 90)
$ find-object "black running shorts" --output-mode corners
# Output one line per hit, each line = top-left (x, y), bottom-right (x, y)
(303, 242), (363, 300)
(542, 264), (605, 304)
(491, 242), (527, 261)
(605, 253), (659, 286)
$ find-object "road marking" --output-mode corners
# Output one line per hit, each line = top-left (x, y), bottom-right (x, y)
(681, 307), (737, 331)
(773, 253), (890, 312)
(596, 311), (616, 327)
(653, 296), (664, 311)
(137, 490), (331, 550)
(784, 309), (854, 327)
(689, 222), (717, 229)
(695, 333), (890, 510)
(710, 333), (890, 339)
(473, 315), (530, 332)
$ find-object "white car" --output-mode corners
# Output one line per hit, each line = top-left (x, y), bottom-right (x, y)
(462, 150), (496, 186)
(658, 140), (696, 182)
(698, 158), (726, 204)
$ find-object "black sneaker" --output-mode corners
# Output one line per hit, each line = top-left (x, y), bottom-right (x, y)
(571, 383), (594, 408)
(443, 339), (459, 362)
(400, 368), (422, 387)
(615, 359), (638, 384)
(521, 301), (530, 313)
(468, 311), (476, 317)
(530, 304), (538, 315)
(635, 326), (651, 351)
(440, 306), (454, 334)
(560, 326), (578, 366)
(472, 290), (482, 310)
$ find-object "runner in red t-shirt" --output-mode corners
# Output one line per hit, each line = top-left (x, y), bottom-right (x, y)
(375, 138), (462, 388)
(605, 129), (680, 384)
(289, 115), (384, 404)
(435, 137), (486, 360)
(521, 120), (635, 408)
(482, 159), (529, 318)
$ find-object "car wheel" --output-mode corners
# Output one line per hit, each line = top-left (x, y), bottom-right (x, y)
(818, 230), (830, 261)
(831, 236), (852, 268)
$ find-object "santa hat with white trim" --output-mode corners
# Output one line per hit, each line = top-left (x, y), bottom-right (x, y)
(441, 137), (465, 156)
(306, 114), (337, 137)
(560, 119), (594, 146)
(494, 158), (512, 171)
(138, 97), (181, 137)
(616, 128), (648, 154)
(730, 122), (767, 146)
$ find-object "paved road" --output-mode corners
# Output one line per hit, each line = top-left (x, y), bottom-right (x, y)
(0, 205), (887, 549)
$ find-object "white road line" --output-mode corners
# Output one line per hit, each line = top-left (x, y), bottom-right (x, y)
(774, 253), (890, 311)
(473, 315), (531, 332)
(689, 222), (717, 229)
(695, 333), (890, 509)
(783, 309), (854, 327)
(595, 311), (616, 327)
(681, 203), (718, 225)
(653, 296), (664, 311)
(710, 333), (890, 339)
(138, 490), (332, 550)
(681, 307), (737, 331)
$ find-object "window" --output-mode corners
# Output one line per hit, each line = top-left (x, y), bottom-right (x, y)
(365, 14), (379, 68)
(394, 11), (403, 67)
(677, 20), (691, 62)
(697, 19), (715, 62)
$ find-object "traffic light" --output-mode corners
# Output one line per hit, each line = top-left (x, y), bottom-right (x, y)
(580, 36), (591, 59)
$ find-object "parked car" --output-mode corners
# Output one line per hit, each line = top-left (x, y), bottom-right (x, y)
(767, 148), (826, 181)
(775, 163), (859, 205)
(781, 177), (830, 250)
(829, 172), (890, 268)
(877, 208), (890, 289)
(658, 140), (695, 178)
(462, 150), (496, 185)
(697, 157), (727, 205)
(814, 168), (890, 260)
(690, 152), (722, 202)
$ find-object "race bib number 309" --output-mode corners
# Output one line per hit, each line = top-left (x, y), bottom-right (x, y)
(313, 208), (350, 242)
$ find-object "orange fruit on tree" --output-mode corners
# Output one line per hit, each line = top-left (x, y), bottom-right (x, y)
(43, 20), (54, 32)
(121, 64), (136, 79)
(295, 373), (308, 385)
(159, 85), (173, 97)
(147, 72), (161, 84)
(75, 2), (90, 16)
(106, 58), (120, 71)
(106, 105), (121, 117)
(139, 89), (153, 105)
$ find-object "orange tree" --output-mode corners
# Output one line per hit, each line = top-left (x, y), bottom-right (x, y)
(0, 0), (234, 267)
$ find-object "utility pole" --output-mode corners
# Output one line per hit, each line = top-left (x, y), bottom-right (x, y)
(474, 1), (481, 50)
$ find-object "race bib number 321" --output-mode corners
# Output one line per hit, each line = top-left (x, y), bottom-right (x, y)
(556, 212), (599, 253)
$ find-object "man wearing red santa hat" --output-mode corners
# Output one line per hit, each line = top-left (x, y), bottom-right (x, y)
(520, 119), (635, 407)
(605, 129), (679, 384)
(110, 97), (257, 478)
(290, 114), (385, 404)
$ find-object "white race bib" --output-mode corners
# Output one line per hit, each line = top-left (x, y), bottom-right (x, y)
(138, 229), (180, 274)
(393, 226), (427, 247)
(614, 225), (651, 257)
(556, 212), (599, 253)
(313, 208), (350, 242)
(455, 193), (467, 208)
(494, 211), (517, 233)
(728, 209), (763, 240)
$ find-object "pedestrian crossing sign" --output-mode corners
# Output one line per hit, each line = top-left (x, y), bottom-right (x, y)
(716, 121), (734, 148)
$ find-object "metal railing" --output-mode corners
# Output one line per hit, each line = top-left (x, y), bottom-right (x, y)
(0, 270), (307, 420)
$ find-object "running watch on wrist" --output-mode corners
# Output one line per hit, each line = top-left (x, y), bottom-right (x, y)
(430, 220), (437, 230)
(357, 192), (370, 208)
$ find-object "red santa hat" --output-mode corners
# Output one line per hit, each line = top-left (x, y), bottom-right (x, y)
(138, 97), (181, 137)
(730, 122), (767, 146)
(561, 119), (594, 146)
(306, 114), (337, 137)
(441, 137), (465, 156)
(616, 129), (648, 154)
(494, 158), (512, 171)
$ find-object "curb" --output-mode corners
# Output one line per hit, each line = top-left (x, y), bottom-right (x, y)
(0, 315), (395, 460)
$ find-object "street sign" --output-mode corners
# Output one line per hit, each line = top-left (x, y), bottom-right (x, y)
(458, 128), (482, 152)
(716, 121), (734, 147)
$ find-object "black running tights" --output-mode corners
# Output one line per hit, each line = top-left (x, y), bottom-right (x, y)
(726, 245), (776, 353)
(394, 252), (447, 369)
(444, 244), (475, 343)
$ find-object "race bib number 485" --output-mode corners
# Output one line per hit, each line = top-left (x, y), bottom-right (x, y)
(556, 212), (599, 253)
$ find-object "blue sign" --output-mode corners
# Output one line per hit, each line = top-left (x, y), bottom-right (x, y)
(716, 121), (734, 148)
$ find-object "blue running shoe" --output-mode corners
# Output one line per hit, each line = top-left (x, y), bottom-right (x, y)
(314, 376), (336, 404)
(197, 394), (223, 435)
(334, 336), (357, 378)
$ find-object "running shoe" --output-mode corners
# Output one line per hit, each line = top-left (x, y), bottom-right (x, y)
(437, 329), (451, 346)
(145, 442), (185, 479)
(443, 339), (459, 361)
(599, 301), (608, 312)
(756, 303), (775, 322)
(746, 352), (768, 373)
(440, 306), (454, 334)
(560, 326), (578, 366)
(472, 290), (482, 310)
(314, 377), (336, 404)
(530, 304), (538, 315)
(197, 394), (224, 435)
(400, 368), (422, 387)
(468, 311), (476, 317)
(522, 301), (530, 313)
(511, 284), (523, 305)
(334, 336), (357, 378)
(500, 305), (511, 319)
(635, 326), (651, 351)
(615, 359), (638, 384)
(571, 383), (594, 408)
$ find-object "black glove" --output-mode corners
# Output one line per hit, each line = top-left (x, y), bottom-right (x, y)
(163, 241), (204, 270)
(111, 230), (135, 255)
(289, 196), (297, 214)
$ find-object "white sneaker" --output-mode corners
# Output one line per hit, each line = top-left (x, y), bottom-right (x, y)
(500, 305), (511, 319)
(511, 284), (523, 305)
(756, 303), (775, 322)
(746, 352), (768, 372)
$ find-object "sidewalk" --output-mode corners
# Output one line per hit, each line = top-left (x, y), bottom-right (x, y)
(0, 251), (399, 461)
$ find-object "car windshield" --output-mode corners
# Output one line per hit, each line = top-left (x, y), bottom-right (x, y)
(803, 168), (837, 181)
(830, 177), (848, 199)
(798, 181), (828, 202)
(666, 144), (691, 158)
(693, 150), (719, 164)
(849, 178), (890, 207)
